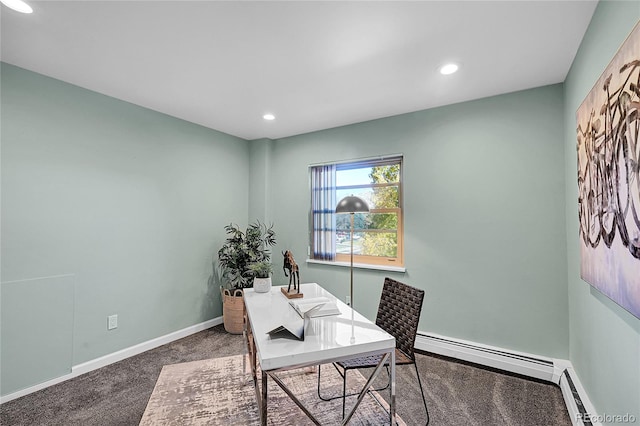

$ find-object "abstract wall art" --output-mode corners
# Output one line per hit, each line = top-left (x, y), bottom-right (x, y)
(576, 20), (640, 319)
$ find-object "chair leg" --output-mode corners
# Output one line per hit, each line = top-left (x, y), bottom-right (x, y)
(413, 362), (430, 425)
(318, 362), (427, 425)
(364, 363), (429, 426)
(316, 364), (353, 419)
(342, 368), (347, 419)
(317, 361), (395, 422)
(317, 365), (322, 400)
(317, 363), (347, 402)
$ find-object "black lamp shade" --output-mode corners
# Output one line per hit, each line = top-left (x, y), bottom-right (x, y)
(335, 196), (370, 213)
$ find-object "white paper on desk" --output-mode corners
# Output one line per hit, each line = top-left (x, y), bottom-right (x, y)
(289, 296), (341, 318)
(266, 304), (322, 340)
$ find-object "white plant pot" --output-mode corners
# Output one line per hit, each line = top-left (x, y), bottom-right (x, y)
(254, 277), (272, 293)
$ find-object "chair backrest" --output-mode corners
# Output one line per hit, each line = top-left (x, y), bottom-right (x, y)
(375, 277), (425, 361)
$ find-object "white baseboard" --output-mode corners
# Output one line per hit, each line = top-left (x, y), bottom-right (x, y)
(0, 316), (223, 404)
(415, 332), (599, 426)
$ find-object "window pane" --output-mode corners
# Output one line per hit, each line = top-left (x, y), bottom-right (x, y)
(336, 214), (362, 232)
(336, 213), (398, 231)
(362, 232), (397, 257)
(366, 213), (398, 230)
(336, 186), (399, 209)
(336, 231), (397, 257)
(336, 163), (400, 186)
(367, 164), (400, 184)
(336, 231), (361, 254)
(336, 167), (373, 187)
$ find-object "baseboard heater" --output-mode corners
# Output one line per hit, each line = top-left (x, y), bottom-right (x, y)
(415, 332), (557, 382)
(414, 332), (602, 426)
(560, 368), (593, 426)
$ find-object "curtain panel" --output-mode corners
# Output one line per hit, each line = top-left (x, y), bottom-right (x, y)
(310, 164), (336, 260)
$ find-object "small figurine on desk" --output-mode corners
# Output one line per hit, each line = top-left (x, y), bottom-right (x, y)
(281, 250), (302, 298)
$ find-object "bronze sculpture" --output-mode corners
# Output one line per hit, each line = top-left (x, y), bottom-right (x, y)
(282, 250), (300, 293)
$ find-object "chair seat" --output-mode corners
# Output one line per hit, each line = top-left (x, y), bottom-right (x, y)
(336, 348), (413, 370)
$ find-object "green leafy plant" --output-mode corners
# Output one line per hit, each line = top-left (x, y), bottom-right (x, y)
(217, 221), (276, 289)
(248, 261), (273, 279)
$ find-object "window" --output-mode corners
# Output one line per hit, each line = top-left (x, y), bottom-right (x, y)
(310, 155), (403, 267)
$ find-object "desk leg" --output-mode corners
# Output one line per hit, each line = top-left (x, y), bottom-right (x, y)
(242, 330), (248, 375)
(245, 320), (264, 423)
(261, 370), (268, 426)
(390, 349), (396, 424)
(250, 333), (256, 377)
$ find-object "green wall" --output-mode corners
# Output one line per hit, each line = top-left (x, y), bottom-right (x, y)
(248, 138), (273, 223)
(564, 1), (640, 421)
(0, 63), (249, 395)
(264, 84), (569, 359)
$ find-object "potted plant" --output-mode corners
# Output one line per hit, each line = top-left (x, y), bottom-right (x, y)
(248, 260), (273, 293)
(217, 221), (276, 333)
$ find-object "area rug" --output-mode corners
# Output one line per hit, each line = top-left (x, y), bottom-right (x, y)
(139, 354), (406, 425)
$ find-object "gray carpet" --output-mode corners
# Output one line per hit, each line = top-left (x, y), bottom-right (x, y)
(0, 325), (571, 425)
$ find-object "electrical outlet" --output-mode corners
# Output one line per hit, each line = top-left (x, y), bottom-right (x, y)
(346, 295), (351, 306)
(107, 314), (118, 330)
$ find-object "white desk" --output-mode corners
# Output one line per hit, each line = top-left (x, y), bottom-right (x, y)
(243, 283), (396, 425)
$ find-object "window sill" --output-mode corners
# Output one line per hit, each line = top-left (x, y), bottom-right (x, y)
(306, 258), (406, 273)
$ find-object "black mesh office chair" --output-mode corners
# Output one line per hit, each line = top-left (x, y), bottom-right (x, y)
(317, 277), (429, 425)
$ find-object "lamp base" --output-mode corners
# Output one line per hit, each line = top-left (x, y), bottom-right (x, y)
(280, 287), (304, 299)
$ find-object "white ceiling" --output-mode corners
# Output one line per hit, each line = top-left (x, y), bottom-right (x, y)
(1, 1), (598, 140)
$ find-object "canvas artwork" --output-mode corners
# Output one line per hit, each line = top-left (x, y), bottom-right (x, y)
(576, 21), (640, 319)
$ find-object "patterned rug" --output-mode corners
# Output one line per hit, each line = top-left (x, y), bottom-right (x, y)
(139, 354), (406, 425)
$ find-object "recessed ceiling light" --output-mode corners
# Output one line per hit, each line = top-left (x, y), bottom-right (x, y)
(439, 63), (459, 75)
(263, 113), (275, 121)
(0, 0), (33, 13)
